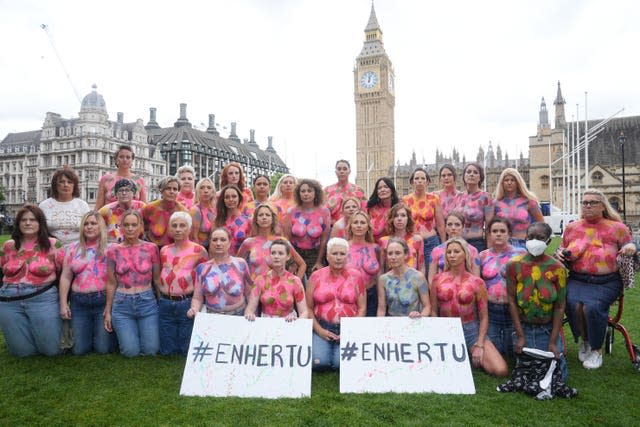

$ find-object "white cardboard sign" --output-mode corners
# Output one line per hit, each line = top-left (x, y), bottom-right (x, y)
(180, 313), (312, 398)
(339, 317), (475, 394)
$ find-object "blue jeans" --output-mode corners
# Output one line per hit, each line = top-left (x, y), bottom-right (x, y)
(312, 319), (341, 371)
(566, 273), (621, 350)
(111, 290), (159, 357)
(516, 322), (568, 381)
(0, 284), (62, 357)
(70, 291), (117, 355)
(365, 286), (377, 317)
(462, 320), (480, 353)
(158, 297), (194, 356)
(423, 235), (441, 276)
(488, 302), (513, 356)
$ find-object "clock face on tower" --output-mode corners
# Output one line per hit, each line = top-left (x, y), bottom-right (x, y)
(360, 70), (378, 89)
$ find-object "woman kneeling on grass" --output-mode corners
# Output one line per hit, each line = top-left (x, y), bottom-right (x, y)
(59, 211), (117, 355)
(430, 238), (508, 376)
(244, 239), (308, 321)
(307, 238), (366, 371)
(104, 210), (160, 357)
(377, 237), (430, 318)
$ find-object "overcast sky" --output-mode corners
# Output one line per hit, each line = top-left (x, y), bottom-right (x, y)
(1, 0), (639, 186)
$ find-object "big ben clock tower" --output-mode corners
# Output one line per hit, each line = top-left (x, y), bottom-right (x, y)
(354, 4), (395, 193)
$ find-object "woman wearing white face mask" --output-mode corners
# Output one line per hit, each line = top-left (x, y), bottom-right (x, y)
(505, 222), (568, 380)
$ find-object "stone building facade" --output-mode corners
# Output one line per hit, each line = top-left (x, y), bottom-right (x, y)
(145, 104), (288, 187)
(354, 4), (395, 195)
(0, 86), (166, 215)
(529, 82), (640, 225)
(0, 87), (289, 218)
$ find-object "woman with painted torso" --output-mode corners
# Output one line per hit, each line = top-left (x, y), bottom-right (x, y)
(346, 210), (381, 317)
(307, 238), (366, 371)
(215, 185), (252, 256)
(189, 177), (217, 250)
(95, 145), (147, 209)
(104, 210), (160, 357)
(366, 177), (398, 244)
(402, 167), (445, 275)
(379, 203), (425, 275)
(158, 212), (208, 355)
(377, 238), (430, 318)
(430, 238), (508, 376)
(460, 162), (494, 253)
(59, 211), (117, 355)
(188, 228), (253, 317)
(0, 205), (64, 357)
(244, 239), (309, 321)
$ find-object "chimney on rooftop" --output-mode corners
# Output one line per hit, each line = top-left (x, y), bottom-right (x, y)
(229, 122), (240, 141)
(206, 114), (219, 135)
(145, 107), (160, 130)
(174, 103), (192, 128)
(117, 112), (124, 124)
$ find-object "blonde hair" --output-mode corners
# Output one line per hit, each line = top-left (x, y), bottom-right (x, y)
(79, 211), (108, 257)
(270, 174), (297, 200)
(443, 237), (473, 273)
(347, 210), (374, 243)
(582, 189), (622, 222)
(194, 178), (216, 204)
(494, 168), (539, 202)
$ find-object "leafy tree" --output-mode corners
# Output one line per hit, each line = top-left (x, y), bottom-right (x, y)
(270, 172), (284, 193)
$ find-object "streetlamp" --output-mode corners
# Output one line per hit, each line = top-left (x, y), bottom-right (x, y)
(618, 131), (626, 222)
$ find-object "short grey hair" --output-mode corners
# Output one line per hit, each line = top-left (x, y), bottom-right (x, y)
(327, 237), (349, 252)
(169, 211), (192, 229)
(158, 176), (181, 191)
(176, 165), (195, 177)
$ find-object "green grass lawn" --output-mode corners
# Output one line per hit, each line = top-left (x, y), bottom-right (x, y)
(1, 236), (639, 426)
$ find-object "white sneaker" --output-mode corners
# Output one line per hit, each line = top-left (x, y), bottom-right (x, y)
(583, 351), (603, 369)
(578, 339), (591, 362)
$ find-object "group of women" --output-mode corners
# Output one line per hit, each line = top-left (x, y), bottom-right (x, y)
(0, 151), (636, 380)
